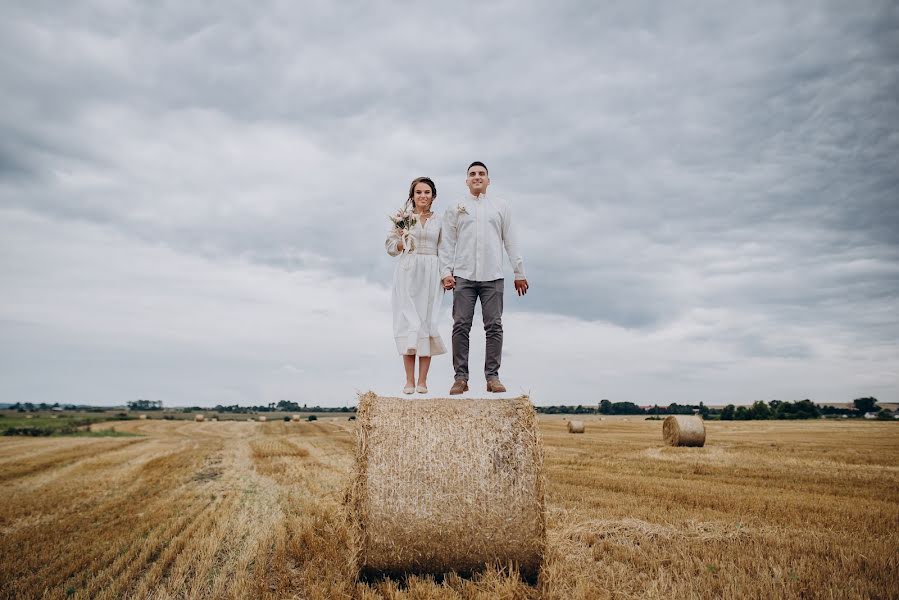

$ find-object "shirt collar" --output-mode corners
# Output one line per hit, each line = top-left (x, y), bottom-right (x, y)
(468, 192), (487, 201)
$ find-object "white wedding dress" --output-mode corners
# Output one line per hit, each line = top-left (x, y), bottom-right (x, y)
(385, 214), (447, 356)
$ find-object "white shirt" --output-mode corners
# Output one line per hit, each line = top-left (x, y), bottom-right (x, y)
(438, 193), (526, 282)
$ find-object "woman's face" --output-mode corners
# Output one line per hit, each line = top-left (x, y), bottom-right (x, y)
(411, 182), (434, 211)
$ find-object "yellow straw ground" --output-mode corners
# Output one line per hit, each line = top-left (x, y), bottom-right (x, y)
(0, 416), (896, 599)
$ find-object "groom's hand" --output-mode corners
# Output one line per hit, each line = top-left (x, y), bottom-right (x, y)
(442, 275), (455, 290)
(514, 279), (529, 296)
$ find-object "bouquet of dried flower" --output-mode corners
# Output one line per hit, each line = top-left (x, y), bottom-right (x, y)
(388, 208), (418, 254)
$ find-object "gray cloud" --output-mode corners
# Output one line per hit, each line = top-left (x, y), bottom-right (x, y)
(1, 0), (897, 403)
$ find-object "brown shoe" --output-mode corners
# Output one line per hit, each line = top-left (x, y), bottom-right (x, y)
(486, 379), (507, 393)
(449, 379), (469, 395)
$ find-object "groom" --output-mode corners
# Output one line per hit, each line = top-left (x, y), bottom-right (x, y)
(439, 161), (529, 395)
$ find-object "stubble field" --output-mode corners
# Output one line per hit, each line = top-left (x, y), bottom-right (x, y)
(1, 413), (897, 599)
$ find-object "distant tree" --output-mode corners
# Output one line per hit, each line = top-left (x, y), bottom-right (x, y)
(720, 404), (735, 421)
(666, 403), (695, 415)
(307, 415), (317, 421)
(793, 399), (820, 419)
(599, 400), (612, 414)
(876, 409), (892, 420)
(820, 404), (852, 417)
(698, 402), (710, 418)
(128, 399), (163, 411)
(853, 397), (879, 414)
(276, 400), (300, 412)
(750, 401), (771, 420)
(611, 402), (643, 415)
(735, 406), (751, 420)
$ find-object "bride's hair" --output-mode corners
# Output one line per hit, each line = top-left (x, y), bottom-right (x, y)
(407, 176), (437, 211)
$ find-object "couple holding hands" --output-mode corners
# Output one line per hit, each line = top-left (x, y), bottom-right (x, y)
(385, 161), (528, 395)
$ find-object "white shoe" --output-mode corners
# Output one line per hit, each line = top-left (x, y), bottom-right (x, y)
(403, 384), (415, 394)
(416, 384), (428, 394)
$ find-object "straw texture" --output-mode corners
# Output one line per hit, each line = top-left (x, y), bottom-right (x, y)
(348, 392), (546, 580)
(663, 415), (706, 447)
(194, 414), (204, 422)
(567, 420), (585, 433)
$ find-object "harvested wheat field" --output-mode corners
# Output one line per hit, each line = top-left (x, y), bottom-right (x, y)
(1, 413), (897, 599)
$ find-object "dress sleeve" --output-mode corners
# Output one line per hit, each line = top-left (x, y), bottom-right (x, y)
(385, 227), (402, 257)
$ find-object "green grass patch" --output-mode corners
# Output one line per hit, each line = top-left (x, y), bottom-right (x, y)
(0, 414), (142, 437)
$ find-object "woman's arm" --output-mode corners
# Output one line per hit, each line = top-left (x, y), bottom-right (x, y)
(385, 229), (404, 256)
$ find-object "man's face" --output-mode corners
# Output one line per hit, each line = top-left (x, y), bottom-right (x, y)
(466, 166), (489, 196)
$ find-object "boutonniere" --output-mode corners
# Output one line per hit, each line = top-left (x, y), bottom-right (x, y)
(456, 203), (469, 215)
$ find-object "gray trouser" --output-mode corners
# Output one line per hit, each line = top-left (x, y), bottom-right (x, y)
(452, 278), (504, 381)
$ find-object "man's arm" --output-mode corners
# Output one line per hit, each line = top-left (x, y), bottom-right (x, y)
(501, 201), (527, 294)
(438, 207), (457, 289)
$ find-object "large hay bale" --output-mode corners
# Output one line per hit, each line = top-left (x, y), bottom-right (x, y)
(194, 414), (205, 422)
(258, 416), (267, 422)
(567, 420), (585, 433)
(663, 415), (706, 447)
(291, 414), (301, 422)
(139, 414), (148, 420)
(348, 393), (545, 580)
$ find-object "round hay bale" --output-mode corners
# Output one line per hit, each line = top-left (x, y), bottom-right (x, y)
(348, 392), (545, 580)
(663, 415), (706, 447)
(291, 414), (301, 422)
(258, 416), (267, 422)
(194, 414), (205, 422)
(567, 420), (585, 433)
(139, 414), (148, 420)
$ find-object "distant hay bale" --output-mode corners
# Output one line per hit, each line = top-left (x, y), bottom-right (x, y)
(211, 417), (218, 422)
(291, 414), (301, 422)
(258, 416), (267, 422)
(139, 414), (148, 420)
(194, 414), (205, 422)
(348, 392), (546, 580)
(663, 415), (706, 447)
(567, 420), (585, 433)
(599, 417), (606, 421)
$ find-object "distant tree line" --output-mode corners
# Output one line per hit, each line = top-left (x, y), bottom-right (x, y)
(535, 397), (891, 420)
(207, 400), (355, 414)
(7, 402), (106, 413)
(127, 399), (163, 411)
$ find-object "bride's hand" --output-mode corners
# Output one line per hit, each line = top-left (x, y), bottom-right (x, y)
(396, 239), (404, 252)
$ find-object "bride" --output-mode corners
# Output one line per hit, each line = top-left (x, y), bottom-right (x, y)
(385, 176), (447, 394)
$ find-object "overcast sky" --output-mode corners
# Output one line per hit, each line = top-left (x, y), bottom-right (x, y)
(1, 1), (897, 407)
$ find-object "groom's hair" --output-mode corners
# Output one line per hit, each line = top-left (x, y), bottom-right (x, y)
(467, 161), (488, 175)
